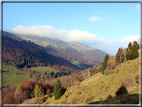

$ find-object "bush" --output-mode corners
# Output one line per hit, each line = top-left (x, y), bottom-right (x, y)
(106, 94), (112, 100)
(47, 89), (51, 95)
(135, 75), (139, 84)
(77, 91), (81, 95)
(115, 84), (128, 97)
(49, 93), (52, 98)
(115, 67), (119, 73)
(65, 95), (68, 98)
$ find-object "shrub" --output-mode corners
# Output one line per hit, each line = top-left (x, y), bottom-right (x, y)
(77, 91), (81, 95)
(135, 75), (139, 84)
(106, 94), (112, 100)
(115, 84), (128, 97)
(65, 95), (68, 98)
(47, 89), (51, 95)
(115, 67), (119, 73)
(49, 93), (52, 98)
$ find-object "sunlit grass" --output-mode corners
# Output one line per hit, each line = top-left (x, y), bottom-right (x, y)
(2, 63), (34, 87)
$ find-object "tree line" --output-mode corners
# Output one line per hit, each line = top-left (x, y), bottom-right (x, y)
(97, 41), (139, 74)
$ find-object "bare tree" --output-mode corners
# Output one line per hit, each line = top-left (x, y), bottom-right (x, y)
(88, 70), (90, 77)
(123, 47), (126, 57)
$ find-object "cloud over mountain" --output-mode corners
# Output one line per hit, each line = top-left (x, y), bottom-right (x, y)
(10, 25), (140, 55)
(11, 25), (96, 42)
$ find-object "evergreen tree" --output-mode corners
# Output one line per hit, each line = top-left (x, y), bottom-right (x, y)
(34, 83), (44, 98)
(133, 41), (139, 49)
(99, 54), (109, 74)
(131, 42), (139, 59)
(53, 79), (64, 100)
(128, 42), (132, 50)
(126, 48), (131, 60)
(126, 42), (133, 60)
(126, 41), (139, 60)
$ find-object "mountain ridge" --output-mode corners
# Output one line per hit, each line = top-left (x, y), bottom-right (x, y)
(2, 31), (81, 72)
(11, 32), (107, 69)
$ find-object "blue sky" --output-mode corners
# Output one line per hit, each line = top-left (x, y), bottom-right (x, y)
(2, 2), (140, 55)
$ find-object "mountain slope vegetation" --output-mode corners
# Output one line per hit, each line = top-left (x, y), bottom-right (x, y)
(15, 34), (107, 69)
(2, 31), (80, 72)
(21, 56), (139, 104)
(2, 63), (34, 88)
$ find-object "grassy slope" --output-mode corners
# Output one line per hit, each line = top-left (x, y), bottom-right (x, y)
(42, 57), (139, 104)
(71, 60), (86, 69)
(29, 66), (59, 74)
(2, 63), (34, 87)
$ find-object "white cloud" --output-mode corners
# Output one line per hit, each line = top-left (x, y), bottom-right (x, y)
(83, 35), (140, 55)
(11, 25), (96, 42)
(122, 35), (140, 43)
(67, 30), (96, 42)
(10, 25), (139, 55)
(89, 16), (103, 22)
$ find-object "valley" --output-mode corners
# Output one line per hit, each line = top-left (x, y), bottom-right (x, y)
(2, 30), (140, 105)
(15, 33), (106, 69)
(2, 2), (140, 106)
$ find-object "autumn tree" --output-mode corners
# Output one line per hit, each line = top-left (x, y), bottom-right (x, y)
(21, 80), (35, 99)
(47, 89), (51, 95)
(116, 47), (125, 64)
(3, 93), (16, 104)
(123, 47), (126, 57)
(87, 70), (90, 77)
(34, 83), (44, 98)
(14, 85), (22, 104)
(107, 55), (116, 70)
(53, 79), (65, 100)
(21, 80), (34, 91)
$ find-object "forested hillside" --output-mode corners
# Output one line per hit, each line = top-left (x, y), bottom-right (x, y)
(2, 31), (80, 72)
(15, 34), (107, 69)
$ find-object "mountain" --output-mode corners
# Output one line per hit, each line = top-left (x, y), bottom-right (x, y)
(14, 34), (107, 69)
(2, 31), (81, 72)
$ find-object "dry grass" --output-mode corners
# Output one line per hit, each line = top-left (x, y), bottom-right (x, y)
(30, 57), (140, 104)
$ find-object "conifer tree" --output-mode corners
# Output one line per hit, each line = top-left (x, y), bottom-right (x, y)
(126, 48), (131, 60)
(100, 54), (109, 74)
(133, 41), (139, 49)
(126, 42), (132, 60)
(126, 41), (139, 60)
(131, 42), (139, 59)
(53, 79), (64, 100)
(128, 42), (132, 50)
